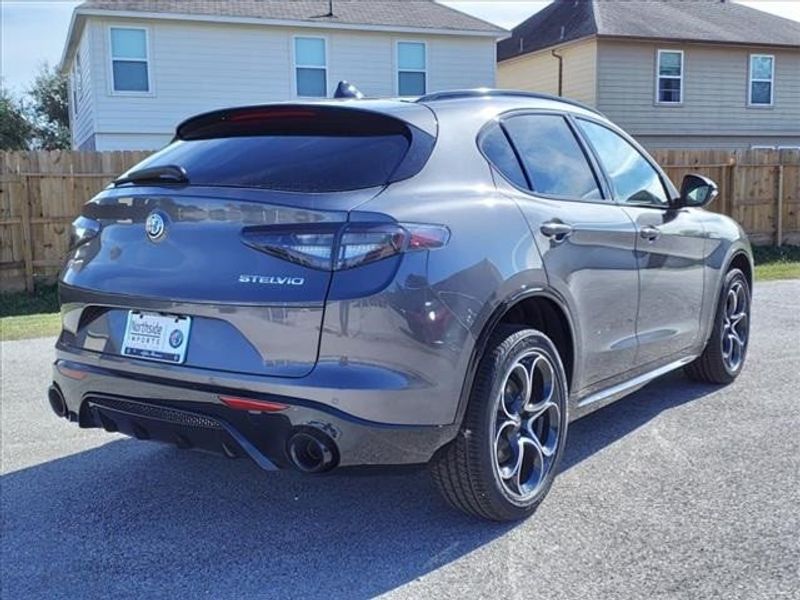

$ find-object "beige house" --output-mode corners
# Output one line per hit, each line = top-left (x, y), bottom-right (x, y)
(497, 0), (800, 149)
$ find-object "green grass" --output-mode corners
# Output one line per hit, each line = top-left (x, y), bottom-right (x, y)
(0, 247), (797, 341)
(753, 246), (800, 281)
(0, 284), (61, 341)
(0, 312), (61, 341)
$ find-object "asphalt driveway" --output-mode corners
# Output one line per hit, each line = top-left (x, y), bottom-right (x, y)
(2, 280), (798, 599)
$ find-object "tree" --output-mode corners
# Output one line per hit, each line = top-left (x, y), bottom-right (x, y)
(27, 63), (70, 150)
(0, 86), (31, 150)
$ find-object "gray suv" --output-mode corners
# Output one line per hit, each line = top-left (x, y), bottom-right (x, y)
(51, 90), (752, 521)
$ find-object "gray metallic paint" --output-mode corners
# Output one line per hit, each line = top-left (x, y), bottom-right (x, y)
(53, 94), (752, 468)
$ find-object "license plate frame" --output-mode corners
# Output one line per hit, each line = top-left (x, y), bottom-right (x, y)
(121, 311), (192, 365)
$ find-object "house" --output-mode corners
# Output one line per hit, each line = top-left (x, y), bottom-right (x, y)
(497, 0), (800, 149)
(59, 0), (505, 151)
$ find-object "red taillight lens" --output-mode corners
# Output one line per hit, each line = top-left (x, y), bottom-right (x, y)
(243, 222), (449, 271)
(220, 396), (288, 413)
(336, 224), (406, 270)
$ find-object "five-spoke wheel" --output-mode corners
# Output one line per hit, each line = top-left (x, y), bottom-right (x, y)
(721, 280), (748, 372)
(686, 267), (751, 384)
(431, 326), (568, 521)
(493, 351), (561, 502)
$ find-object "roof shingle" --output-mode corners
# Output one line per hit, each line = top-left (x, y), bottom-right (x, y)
(77, 0), (505, 34)
(499, 0), (800, 61)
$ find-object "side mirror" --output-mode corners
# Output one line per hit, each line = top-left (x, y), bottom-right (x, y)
(679, 173), (718, 208)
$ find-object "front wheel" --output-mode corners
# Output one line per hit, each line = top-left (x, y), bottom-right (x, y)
(685, 268), (751, 384)
(430, 326), (569, 521)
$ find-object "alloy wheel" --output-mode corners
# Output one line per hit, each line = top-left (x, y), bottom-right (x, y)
(492, 350), (562, 502)
(721, 280), (749, 372)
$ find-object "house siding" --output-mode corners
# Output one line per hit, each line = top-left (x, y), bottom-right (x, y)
(636, 134), (800, 150)
(76, 17), (495, 149)
(596, 39), (800, 143)
(70, 25), (95, 148)
(497, 38), (597, 105)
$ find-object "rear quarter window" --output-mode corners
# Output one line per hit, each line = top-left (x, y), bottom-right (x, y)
(479, 124), (528, 189)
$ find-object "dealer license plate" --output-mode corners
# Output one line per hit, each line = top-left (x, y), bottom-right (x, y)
(122, 311), (191, 364)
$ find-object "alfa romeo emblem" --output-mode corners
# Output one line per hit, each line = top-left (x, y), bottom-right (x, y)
(145, 212), (166, 241)
(168, 329), (184, 348)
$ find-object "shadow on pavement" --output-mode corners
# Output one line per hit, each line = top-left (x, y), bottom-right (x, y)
(1, 371), (719, 599)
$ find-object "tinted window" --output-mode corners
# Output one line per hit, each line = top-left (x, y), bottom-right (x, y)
(503, 114), (602, 200)
(577, 119), (669, 206)
(134, 134), (409, 193)
(479, 124), (528, 189)
(132, 108), (431, 193)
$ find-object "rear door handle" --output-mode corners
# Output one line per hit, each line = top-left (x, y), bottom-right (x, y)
(540, 221), (574, 240)
(640, 226), (661, 241)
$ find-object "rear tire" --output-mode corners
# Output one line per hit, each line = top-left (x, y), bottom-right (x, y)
(430, 326), (569, 521)
(685, 268), (750, 384)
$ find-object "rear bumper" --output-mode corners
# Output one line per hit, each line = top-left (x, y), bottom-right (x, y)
(51, 357), (458, 470)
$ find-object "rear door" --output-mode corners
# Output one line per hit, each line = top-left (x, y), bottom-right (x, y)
(484, 112), (640, 393)
(574, 117), (706, 366)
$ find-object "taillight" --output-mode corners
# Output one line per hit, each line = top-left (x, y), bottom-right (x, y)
(69, 216), (101, 250)
(243, 222), (449, 271)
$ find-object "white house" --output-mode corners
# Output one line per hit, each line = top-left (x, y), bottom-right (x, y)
(59, 0), (505, 151)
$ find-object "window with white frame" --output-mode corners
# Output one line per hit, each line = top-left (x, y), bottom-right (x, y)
(294, 37), (327, 97)
(397, 42), (426, 96)
(749, 54), (774, 106)
(656, 49), (683, 104)
(110, 27), (149, 92)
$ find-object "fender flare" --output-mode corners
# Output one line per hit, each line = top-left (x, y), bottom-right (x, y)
(451, 285), (578, 427)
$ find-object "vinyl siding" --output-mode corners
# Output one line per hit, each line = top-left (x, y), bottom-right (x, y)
(497, 38), (597, 105)
(70, 26), (95, 149)
(596, 40), (800, 139)
(75, 17), (496, 149)
(637, 134), (800, 151)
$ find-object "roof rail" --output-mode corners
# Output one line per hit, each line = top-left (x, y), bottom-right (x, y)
(415, 89), (601, 115)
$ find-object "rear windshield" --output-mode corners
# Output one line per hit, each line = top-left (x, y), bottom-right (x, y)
(127, 107), (422, 193)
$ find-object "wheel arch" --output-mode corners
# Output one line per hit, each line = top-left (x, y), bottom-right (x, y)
(453, 287), (577, 427)
(728, 250), (753, 289)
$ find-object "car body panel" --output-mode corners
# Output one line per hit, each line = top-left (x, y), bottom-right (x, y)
(51, 92), (753, 470)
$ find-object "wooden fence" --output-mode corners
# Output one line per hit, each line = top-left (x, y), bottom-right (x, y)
(1, 148), (799, 293)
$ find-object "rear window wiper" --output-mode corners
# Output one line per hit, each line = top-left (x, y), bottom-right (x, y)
(114, 165), (188, 187)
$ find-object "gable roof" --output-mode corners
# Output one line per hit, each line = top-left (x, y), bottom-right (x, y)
(498, 0), (800, 61)
(61, 0), (505, 71)
(76, 0), (504, 34)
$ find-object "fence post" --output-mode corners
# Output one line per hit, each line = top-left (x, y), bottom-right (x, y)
(776, 164), (784, 247)
(17, 160), (35, 293)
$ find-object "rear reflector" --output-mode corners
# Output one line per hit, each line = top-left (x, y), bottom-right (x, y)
(219, 396), (288, 413)
(56, 363), (88, 380)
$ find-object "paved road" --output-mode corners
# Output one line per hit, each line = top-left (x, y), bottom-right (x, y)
(2, 280), (799, 599)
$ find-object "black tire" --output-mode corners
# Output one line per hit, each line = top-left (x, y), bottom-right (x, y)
(430, 325), (569, 521)
(685, 268), (751, 384)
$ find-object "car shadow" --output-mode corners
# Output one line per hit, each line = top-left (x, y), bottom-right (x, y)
(2, 371), (720, 599)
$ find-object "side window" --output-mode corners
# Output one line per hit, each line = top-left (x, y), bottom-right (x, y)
(503, 114), (602, 200)
(397, 42), (427, 96)
(479, 124), (528, 189)
(110, 27), (150, 92)
(749, 54), (774, 106)
(656, 49), (683, 104)
(576, 119), (669, 206)
(294, 37), (327, 97)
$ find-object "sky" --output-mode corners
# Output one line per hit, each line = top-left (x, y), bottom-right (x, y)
(2, 0), (799, 94)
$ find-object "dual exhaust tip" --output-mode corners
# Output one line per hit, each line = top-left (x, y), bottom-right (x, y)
(286, 427), (339, 474)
